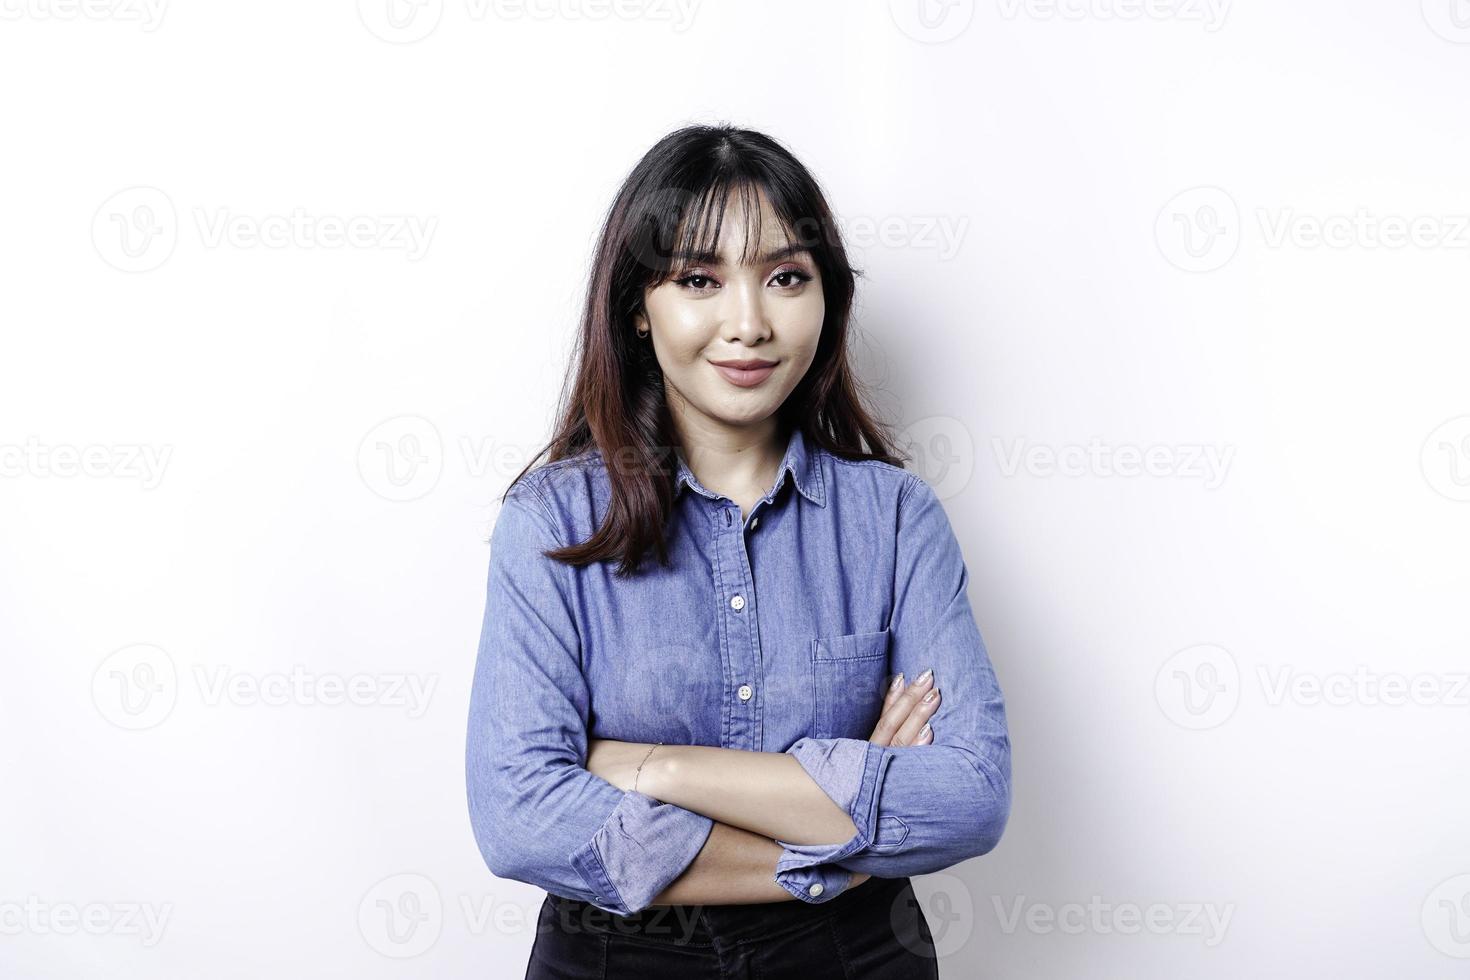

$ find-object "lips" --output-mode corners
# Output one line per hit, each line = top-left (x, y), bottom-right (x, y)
(710, 359), (777, 388)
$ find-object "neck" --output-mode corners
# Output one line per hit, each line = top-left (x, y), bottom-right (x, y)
(671, 410), (787, 500)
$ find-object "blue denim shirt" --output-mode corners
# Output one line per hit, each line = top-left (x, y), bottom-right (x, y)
(465, 425), (1010, 916)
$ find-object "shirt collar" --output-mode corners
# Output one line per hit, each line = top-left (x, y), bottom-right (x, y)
(673, 425), (826, 508)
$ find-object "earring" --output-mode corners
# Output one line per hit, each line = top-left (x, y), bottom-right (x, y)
(637, 328), (649, 338)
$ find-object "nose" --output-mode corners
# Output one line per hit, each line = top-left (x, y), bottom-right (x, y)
(722, 276), (772, 345)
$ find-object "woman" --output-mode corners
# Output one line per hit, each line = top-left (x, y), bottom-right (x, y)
(465, 123), (1011, 978)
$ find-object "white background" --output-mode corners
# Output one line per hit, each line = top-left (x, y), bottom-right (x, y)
(3, 0), (1468, 976)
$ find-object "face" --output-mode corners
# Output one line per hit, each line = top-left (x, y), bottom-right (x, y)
(633, 187), (824, 436)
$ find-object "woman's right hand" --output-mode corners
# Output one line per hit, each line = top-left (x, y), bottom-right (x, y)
(867, 668), (940, 747)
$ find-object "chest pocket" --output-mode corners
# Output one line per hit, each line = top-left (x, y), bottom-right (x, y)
(811, 628), (893, 740)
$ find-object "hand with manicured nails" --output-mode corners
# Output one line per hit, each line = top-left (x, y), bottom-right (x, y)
(868, 667), (940, 747)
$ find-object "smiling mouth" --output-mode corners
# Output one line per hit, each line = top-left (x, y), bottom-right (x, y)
(709, 360), (778, 388)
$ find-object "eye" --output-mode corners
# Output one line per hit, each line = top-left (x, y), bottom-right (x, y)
(770, 267), (813, 290)
(673, 272), (718, 292)
(671, 267), (813, 293)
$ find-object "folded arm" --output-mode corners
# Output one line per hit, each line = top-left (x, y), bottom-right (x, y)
(593, 643), (949, 901)
(465, 483), (838, 915)
(624, 742), (859, 845)
(650, 821), (820, 906)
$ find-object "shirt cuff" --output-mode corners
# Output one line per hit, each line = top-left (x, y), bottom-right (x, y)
(568, 790), (714, 916)
(772, 861), (857, 903)
(771, 737), (895, 900)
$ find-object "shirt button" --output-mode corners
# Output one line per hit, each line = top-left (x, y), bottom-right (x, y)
(730, 594), (745, 611)
(737, 684), (752, 701)
(809, 883), (825, 897)
(749, 516), (759, 530)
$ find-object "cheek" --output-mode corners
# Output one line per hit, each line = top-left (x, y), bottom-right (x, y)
(655, 315), (716, 368)
(779, 291), (825, 354)
(643, 296), (711, 365)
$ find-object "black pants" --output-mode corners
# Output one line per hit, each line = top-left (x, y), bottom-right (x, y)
(524, 873), (940, 979)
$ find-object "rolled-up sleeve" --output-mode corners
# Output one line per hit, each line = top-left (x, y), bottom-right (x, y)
(772, 475), (1011, 888)
(465, 481), (714, 916)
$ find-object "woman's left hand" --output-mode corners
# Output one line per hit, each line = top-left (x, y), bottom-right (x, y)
(585, 737), (660, 793)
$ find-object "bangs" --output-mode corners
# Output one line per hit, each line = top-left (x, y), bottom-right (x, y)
(633, 176), (818, 288)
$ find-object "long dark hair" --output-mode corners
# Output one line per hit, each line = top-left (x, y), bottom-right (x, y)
(505, 123), (904, 576)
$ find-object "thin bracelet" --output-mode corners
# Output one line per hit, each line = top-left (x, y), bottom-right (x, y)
(632, 742), (663, 793)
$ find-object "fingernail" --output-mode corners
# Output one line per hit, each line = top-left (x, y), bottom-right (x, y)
(916, 668), (934, 686)
(918, 723), (932, 741)
(889, 673), (904, 693)
(923, 687), (938, 703)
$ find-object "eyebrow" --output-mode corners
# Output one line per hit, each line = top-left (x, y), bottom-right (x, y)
(672, 243), (812, 266)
